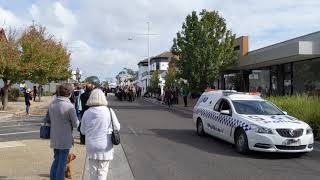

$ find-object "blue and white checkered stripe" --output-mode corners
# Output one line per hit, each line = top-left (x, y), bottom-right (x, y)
(195, 108), (252, 131)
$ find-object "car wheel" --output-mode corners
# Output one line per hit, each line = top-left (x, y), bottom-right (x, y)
(235, 128), (249, 154)
(197, 119), (205, 136)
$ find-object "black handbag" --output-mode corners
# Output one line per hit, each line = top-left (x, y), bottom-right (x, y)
(109, 108), (120, 145)
(40, 123), (50, 139)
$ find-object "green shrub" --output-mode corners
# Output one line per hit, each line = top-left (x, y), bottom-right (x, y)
(8, 88), (21, 101)
(42, 91), (54, 96)
(267, 96), (320, 140)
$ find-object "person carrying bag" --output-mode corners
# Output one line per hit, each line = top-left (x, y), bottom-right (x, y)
(40, 111), (51, 139)
(80, 89), (120, 180)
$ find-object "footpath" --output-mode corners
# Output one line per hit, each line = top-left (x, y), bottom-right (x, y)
(0, 96), (135, 180)
(0, 97), (51, 122)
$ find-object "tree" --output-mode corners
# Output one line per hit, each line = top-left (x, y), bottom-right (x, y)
(150, 70), (160, 94)
(171, 10), (237, 92)
(102, 80), (109, 88)
(164, 61), (177, 89)
(124, 68), (138, 80)
(20, 25), (71, 86)
(0, 29), (22, 110)
(85, 76), (100, 87)
(116, 68), (138, 85)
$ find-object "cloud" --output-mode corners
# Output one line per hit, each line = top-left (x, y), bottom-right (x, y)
(0, 7), (22, 28)
(1, 0), (320, 80)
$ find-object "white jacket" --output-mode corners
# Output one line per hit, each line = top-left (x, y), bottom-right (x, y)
(80, 106), (120, 160)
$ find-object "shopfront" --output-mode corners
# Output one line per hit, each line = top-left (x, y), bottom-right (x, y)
(223, 32), (320, 96)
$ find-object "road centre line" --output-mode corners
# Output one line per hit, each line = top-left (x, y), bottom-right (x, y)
(0, 124), (35, 128)
(0, 130), (39, 136)
(128, 127), (138, 136)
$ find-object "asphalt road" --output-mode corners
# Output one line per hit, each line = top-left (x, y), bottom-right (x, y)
(0, 116), (42, 142)
(109, 95), (320, 180)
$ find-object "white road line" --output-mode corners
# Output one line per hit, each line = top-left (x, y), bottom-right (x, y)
(0, 141), (26, 149)
(0, 130), (39, 136)
(0, 124), (35, 128)
(128, 127), (138, 136)
(0, 119), (39, 123)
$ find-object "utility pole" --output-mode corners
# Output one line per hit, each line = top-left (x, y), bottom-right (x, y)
(147, 22), (150, 87)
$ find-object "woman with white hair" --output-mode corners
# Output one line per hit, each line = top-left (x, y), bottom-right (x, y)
(80, 89), (120, 180)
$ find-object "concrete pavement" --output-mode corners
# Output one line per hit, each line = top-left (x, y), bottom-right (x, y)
(0, 98), (135, 180)
(0, 96), (52, 122)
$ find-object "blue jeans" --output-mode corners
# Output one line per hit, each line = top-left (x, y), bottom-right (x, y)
(50, 149), (70, 180)
(26, 104), (30, 114)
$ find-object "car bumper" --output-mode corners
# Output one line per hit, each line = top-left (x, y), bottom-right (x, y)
(247, 131), (314, 153)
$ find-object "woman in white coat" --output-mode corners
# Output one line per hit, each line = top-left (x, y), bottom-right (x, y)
(80, 89), (120, 180)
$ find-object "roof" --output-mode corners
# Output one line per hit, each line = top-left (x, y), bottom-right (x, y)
(153, 51), (174, 58)
(137, 58), (149, 66)
(137, 51), (176, 65)
(0, 28), (7, 42)
(249, 31), (320, 55)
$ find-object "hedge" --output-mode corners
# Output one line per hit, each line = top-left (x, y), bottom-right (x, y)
(267, 96), (320, 140)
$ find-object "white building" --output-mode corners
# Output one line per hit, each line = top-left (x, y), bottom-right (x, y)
(137, 58), (149, 94)
(137, 51), (175, 95)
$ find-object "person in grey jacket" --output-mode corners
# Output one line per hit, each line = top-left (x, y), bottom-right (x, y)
(80, 89), (120, 180)
(45, 83), (79, 180)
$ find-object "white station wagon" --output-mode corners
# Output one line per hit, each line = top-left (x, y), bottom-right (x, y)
(193, 90), (314, 154)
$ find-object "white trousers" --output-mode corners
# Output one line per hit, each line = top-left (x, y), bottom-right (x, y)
(88, 159), (110, 180)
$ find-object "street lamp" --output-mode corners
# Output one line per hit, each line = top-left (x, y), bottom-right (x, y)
(128, 22), (158, 87)
(76, 68), (81, 83)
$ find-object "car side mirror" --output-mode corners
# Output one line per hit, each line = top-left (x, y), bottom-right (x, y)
(221, 110), (231, 116)
(283, 111), (288, 115)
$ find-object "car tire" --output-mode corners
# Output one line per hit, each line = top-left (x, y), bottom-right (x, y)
(197, 119), (205, 136)
(235, 128), (249, 154)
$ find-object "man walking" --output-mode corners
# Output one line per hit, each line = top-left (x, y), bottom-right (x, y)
(182, 87), (189, 107)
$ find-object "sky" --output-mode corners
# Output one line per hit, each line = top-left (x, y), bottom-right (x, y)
(1, 0), (320, 81)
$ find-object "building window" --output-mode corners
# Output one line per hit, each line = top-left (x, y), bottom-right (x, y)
(249, 69), (270, 96)
(293, 58), (320, 95)
(234, 46), (240, 51)
(156, 62), (160, 70)
(283, 63), (293, 96)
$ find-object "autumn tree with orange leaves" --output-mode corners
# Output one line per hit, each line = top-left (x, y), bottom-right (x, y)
(0, 29), (23, 110)
(0, 24), (71, 109)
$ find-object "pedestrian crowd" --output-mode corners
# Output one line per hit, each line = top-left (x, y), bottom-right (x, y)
(41, 82), (120, 180)
(21, 85), (43, 115)
(163, 86), (190, 107)
(115, 85), (142, 102)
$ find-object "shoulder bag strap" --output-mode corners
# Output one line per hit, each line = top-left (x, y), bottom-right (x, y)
(109, 108), (115, 131)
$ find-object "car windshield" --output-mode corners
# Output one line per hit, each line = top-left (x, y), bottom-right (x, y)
(232, 100), (284, 115)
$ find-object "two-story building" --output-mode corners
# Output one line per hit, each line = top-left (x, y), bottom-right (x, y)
(137, 51), (174, 95)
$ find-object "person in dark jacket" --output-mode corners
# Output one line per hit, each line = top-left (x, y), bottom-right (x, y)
(33, 86), (37, 102)
(25, 88), (32, 115)
(79, 83), (94, 144)
(164, 87), (172, 107)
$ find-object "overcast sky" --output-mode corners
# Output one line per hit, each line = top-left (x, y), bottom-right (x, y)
(1, 0), (320, 81)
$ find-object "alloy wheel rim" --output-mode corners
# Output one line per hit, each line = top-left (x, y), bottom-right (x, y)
(198, 122), (203, 133)
(237, 134), (245, 149)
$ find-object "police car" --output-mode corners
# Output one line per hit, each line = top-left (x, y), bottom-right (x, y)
(193, 90), (314, 154)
